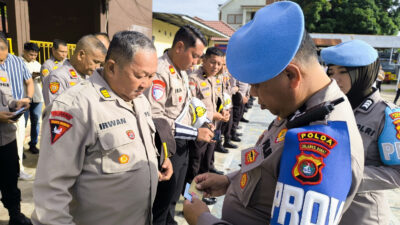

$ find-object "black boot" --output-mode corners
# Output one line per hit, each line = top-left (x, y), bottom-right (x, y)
(9, 207), (32, 225)
(223, 141), (238, 149)
(215, 141), (229, 153)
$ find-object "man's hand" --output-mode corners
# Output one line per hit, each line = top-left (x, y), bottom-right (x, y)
(183, 197), (210, 225)
(16, 98), (31, 110)
(197, 127), (215, 143)
(221, 110), (230, 122)
(242, 96), (249, 104)
(194, 172), (229, 198)
(158, 158), (173, 181)
(0, 112), (16, 123)
(213, 112), (224, 121)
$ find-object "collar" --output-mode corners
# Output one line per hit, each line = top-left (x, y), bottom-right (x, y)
(65, 60), (85, 79)
(303, 79), (344, 111)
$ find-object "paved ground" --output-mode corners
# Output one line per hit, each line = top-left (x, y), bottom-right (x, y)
(1, 83), (400, 224)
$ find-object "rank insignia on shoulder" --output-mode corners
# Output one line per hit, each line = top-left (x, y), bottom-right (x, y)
(240, 173), (248, 189)
(0, 76), (7, 82)
(53, 66), (58, 70)
(152, 80), (166, 101)
(69, 82), (76, 86)
(126, 130), (135, 140)
(360, 98), (374, 111)
(50, 119), (72, 144)
(100, 87), (111, 98)
(69, 69), (78, 78)
(275, 128), (287, 143)
(119, 154), (130, 164)
(49, 82), (60, 94)
(42, 69), (50, 76)
(169, 65), (176, 75)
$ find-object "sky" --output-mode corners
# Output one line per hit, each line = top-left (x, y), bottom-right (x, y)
(153, 0), (228, 20)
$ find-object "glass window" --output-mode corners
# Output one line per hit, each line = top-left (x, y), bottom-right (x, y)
(227, 14), (235, 24)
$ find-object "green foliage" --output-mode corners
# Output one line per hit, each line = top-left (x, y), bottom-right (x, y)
(293, 0), (400, 35)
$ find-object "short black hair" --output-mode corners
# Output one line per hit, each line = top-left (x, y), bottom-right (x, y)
(24, 42), (39, 52)
(0, 31), (8, 48)
(204, 47), (225, 58)
(94, 32), (110, 42)
(106, 31), (155, 67)
(172, 25), (207, 49)
(53, 39), (67, 50)
(293, 31), (318, 64)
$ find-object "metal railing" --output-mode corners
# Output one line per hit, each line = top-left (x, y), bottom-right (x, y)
(7, 38), (13, 55)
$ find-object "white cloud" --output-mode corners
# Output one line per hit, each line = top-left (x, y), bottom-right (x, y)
(153, 0), (228, 20)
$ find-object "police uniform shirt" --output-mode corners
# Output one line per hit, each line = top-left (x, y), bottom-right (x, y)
(144, 52), (198, 140)
(197, 80), (364, 225)
(340, 89), (400, 225)
(0, 70), (17, 146)
(42, 60), (86, 106)
(40, 56), (65, 79)
(189, 68), (217, 122)
(32, 69), (159, 225)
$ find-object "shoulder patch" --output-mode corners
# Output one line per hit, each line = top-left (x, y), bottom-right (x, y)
(50, 119), (72, 144)
(378, 107), (400, 165)
(240, 173), (248, 189)
(359, 98), (374, 111)
(169, 65), (176, 75)
(152, 79), (166, 101)
(49, 82), (60, 94)
(241, 146), (264, 173)
(69, 69), (78, 78)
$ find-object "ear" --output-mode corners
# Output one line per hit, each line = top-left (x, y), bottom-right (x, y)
(175, 41), (185, 54)
(104, 59), (116, 76)
(77, 50), (85, 61)
(285, 63), (302, 89)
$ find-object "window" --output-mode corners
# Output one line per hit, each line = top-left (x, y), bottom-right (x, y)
(227, 14), (243, 24)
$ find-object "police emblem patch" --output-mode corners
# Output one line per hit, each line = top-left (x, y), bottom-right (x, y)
(119, 154), (130, 164)
(49, 82), (60, 94)
(195, 106), (206, 118)
(50, 119), (72, 144)
(275, 128), (287, 143)
(42, 69), (50, 76)
(169, 65), (176, 75)
(244, 149), (259, 165)
(69, 69), (78, 78)
(100, 87), (111, 98)
(292, 153), (325, 185)
(0, 76), (7, 82)
(240, 173), (248, 189)
(126, 130), (135, 140)
(152, 80), (166, 101)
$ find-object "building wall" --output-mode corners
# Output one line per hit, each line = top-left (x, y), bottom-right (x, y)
(220, 0), (267, 30)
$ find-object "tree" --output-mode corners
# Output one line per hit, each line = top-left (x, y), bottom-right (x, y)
(293, 0), (400, 35)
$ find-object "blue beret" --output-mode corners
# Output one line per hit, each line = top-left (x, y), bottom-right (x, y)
(321, 40), (378, 67)
(226, 1), (304, 84)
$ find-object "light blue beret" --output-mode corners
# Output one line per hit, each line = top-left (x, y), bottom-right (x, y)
(226, 1), (305, 84)
(321, 40), (378, 67)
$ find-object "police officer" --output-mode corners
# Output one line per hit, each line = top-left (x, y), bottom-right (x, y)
(144, 24), (214, 225)
(0, 70), (31, 225)
(187, 47), (229, 183)
(322, 40), (400, 225)
(183, 2), (364, 224)
(42, 35), (106, 105)
(32, 31), (172, 225)
(40, 39), (68, 80)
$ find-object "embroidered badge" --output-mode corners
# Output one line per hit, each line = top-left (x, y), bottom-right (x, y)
(297, 131), (337, 149)
(244, 149), (259, 165)
(69, 82), (76, 86)
(69, 69), (78, 78)
(119, 154), (130, 164)
(51, 111), (73, 120)
(42, 69), (50, 76)
(152, 80), (166, 101)
(126, 130), (135, 140)
(49, 82), (60, 94)
(240, 173), (248, 189)
(100, 87), (111, 98)
(169, 65), (176, 75)
(392, 120), (400, 140)
(216, 79), (221, 84)
(50, 119), (72, 144)
(195, 106), (206, 118)
(292, 153), (325, 185)
(52, 66), (58, 70)
(200, 82), (207, 87)
(360, 98), (374, 111)
(299, 142), (330, 157)
(275, 128), (288, 143)
(0, 77), (7, 82)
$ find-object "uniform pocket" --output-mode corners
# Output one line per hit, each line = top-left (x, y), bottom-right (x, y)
(99, 127), (140, 174)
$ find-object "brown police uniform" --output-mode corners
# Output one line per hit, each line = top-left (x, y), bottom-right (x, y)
(340, 90), (400, 225)
(40, 56), (65, 80)
(32, 69), (159, 225)
(42, 60), (86, 106)
(144, 52), (198, 225)
(197, 80), (364, 225)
